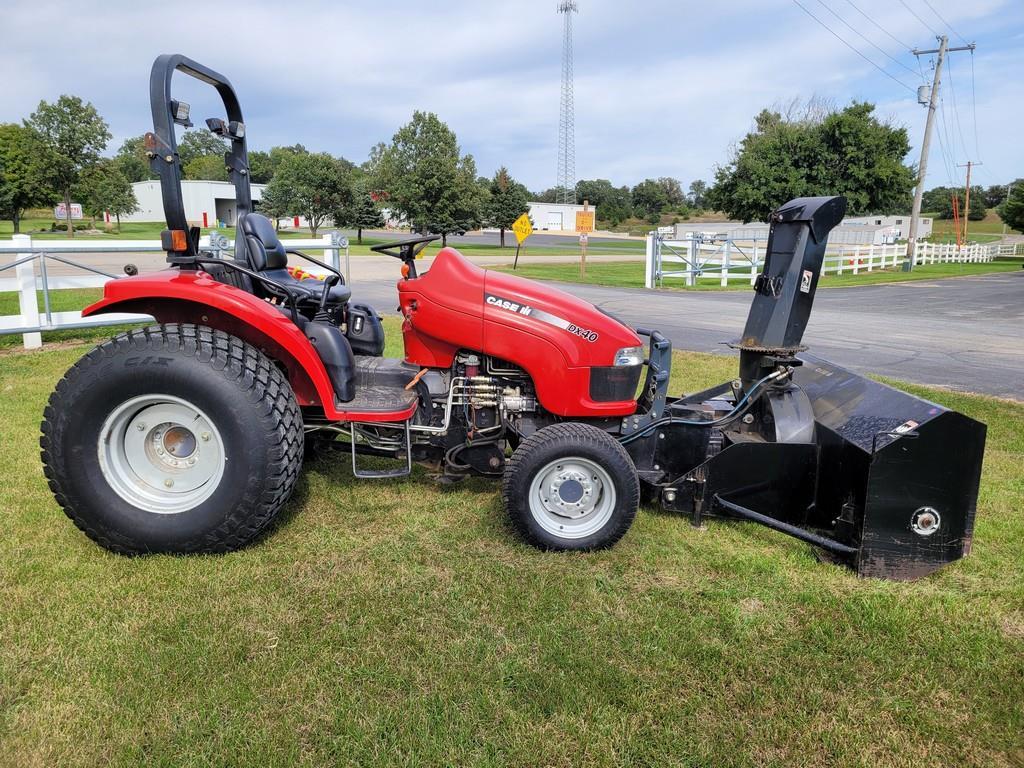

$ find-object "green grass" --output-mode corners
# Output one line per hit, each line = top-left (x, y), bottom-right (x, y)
(0, 322), (1022, 765)
(492, 259), (1024, 290)
(924, 209), (1020, 245)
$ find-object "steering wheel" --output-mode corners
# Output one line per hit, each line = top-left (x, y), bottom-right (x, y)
(370, 234), (440, 260)
(370, 235), (440, 279)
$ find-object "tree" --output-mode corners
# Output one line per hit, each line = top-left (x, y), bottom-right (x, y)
(930, 186), (986, 221)
(249, 150), (274, 184)
(708, 101), (915, 222)
(485, 167), (529, 247)
(77, 160), (138, 231)
(177, 130), (228, 166)
(921, 185), (956, 214)
(113, 135), (153, 183)
(656, 177), (684, 207)
(688, 179), (708, 208)
(373, 111), (483, 245)
(631, 179), (670, 219)
(183, 154), (229, 182)
(0, 123), (58, 233)
(263, 152), (352, 237)
(337, 182), (384, 243)
(27, 95), (111, 237)
(575, 179), (632, 224)
(997, 183), (1024, 232)
(982, 184), (1007, 209)
(257, 183), (290, 230)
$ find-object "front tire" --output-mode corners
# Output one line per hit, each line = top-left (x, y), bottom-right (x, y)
(502, 423), (639, 551)
(40, 324), (303, 554)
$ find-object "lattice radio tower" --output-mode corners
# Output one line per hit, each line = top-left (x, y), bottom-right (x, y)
(556, 1), (577, 204)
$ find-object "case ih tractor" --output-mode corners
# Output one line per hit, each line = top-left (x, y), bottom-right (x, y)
(41, 55), (986, 579)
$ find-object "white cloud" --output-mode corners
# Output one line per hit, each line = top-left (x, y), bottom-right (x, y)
(0, 0), (1019, 190)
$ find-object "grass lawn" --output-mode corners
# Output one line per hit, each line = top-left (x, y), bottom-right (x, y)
(925, 209), (1019, 245)
(1, 320), (1022, 766)
(492, 259), (1024, 291)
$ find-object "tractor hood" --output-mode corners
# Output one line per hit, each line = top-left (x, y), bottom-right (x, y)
(481, 264), (642, 368)
(397, 247), (642, 417)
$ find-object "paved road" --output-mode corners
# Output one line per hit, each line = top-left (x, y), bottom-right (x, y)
(348, 263), (1024, 400)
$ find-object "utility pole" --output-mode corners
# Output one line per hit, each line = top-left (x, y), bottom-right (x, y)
(905, 36), (976, 272)
(956, 161), (981, 244)
(1004, 182), (1013, 235)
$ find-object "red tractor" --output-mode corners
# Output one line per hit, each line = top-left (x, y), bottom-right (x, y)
(41, 55), (986, 579)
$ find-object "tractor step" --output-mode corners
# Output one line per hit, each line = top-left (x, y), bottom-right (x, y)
(349, 420), (412, 479)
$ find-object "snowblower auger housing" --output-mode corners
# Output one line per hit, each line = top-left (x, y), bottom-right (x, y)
(623, 196), (986, 580)
(43, 54), (984, 579)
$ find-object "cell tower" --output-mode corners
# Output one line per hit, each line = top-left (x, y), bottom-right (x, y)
(556, 1), (577, 204)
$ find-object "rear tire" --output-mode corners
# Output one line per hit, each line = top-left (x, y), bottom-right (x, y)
(40, 324), (303, 554)
(502, 423), (639, 551)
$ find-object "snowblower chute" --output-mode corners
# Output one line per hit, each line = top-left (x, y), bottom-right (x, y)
(625, 196), (986, 580)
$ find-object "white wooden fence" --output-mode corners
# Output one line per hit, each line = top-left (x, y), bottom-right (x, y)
(645, 234), (1018, 288)
(0, 232), (347, 349)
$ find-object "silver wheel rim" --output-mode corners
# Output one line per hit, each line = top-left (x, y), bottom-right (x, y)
(97, 394), (226, 514)
(527, 456), (617, 539)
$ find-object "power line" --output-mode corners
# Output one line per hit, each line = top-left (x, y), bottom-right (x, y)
(944, 56), (972, 162)
(935, 97), (958, 184)
(811, 0), (919, 76)
(898, 0), (940, 36)
(918, 0), (970, 45)
(841, 0), (913, 50)
(791, 0), (917, 93)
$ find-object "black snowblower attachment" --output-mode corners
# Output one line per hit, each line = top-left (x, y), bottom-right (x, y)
(627, 196), (986, 580)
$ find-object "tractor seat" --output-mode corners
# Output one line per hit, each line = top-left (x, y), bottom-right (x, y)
(238, 213), (351, 305)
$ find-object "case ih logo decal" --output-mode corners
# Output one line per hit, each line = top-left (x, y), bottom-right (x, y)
(486, 294), (533, 316)
(485, 293), (600, 342)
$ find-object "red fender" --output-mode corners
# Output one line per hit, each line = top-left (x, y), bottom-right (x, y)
(83, 269), (411, 422)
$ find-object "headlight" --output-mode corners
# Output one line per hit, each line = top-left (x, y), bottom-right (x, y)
(613, 345), (644, 366)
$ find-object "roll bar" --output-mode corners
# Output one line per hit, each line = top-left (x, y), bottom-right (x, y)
(146, 54), (252, 265)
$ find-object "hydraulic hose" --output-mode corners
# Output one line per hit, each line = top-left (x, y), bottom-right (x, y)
(619, 370), (786, 445)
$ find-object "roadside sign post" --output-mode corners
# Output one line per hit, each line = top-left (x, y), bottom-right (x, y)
(575, 200), (594, 278)
(511, 212), (533, 270)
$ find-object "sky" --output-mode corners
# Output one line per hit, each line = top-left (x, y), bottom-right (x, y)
(1, 0), (1021, 193)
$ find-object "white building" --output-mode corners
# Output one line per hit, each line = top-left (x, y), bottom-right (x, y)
(527, 201), (596, 232)
(842, 214), (932, 240)
(124, 180), (268, 227)
(675, 214), (933, 246)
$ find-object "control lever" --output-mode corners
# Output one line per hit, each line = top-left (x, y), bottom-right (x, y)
(315, 274), (340, 320)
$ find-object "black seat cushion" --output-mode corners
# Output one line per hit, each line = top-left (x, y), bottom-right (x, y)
(263, 268), (352, 304)
(237, 213), (350, 305)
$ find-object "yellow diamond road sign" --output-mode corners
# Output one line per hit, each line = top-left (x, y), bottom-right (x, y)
(512, 213), (533, 244)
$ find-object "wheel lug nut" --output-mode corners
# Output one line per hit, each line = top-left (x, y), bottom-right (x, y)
(164, 478), (174, 488)
(200, 432), (211, 442)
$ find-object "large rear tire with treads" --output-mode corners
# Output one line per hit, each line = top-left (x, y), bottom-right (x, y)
(40, 324), (303, 554)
